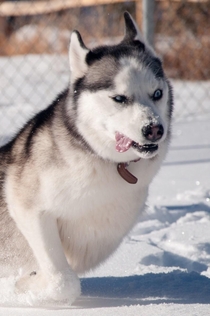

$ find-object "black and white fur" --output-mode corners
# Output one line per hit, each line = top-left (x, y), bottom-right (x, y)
(0, 13), (173, 304)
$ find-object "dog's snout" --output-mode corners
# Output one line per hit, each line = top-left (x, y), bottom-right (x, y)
(142, 123), (164, 142)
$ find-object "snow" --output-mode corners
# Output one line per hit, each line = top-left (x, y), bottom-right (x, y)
(0, 55), (210, 315)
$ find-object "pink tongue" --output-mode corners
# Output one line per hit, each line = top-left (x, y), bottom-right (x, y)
(115, 132), (133, 153)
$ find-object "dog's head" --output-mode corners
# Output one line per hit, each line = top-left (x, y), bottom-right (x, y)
(67, 12), (173, 163)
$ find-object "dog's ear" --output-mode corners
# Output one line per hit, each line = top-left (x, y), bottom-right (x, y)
(123, 12), (157, 56)
(123, 12), (144, 43)
(69, 31), (89, 81)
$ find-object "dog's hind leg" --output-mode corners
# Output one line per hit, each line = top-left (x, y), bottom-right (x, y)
(12, 209), (81, 305)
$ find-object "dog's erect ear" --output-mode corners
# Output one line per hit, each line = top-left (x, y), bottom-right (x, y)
(123, 12), (144, 43)
(69, 31), (89, 82)
(123, 12), (157, 56)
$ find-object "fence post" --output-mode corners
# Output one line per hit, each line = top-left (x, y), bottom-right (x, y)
(142, 0), (155, 47)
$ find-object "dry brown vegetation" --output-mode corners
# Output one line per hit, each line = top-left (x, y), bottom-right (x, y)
(0, 1), (209, 80)
(155, 1), (210, 80)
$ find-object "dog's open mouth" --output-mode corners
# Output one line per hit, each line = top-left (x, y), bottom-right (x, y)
(115, 132), (158, 154)
(132, 142), (158, 153)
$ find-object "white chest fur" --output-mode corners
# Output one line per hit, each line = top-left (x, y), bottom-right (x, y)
(38, 151), (161, 273)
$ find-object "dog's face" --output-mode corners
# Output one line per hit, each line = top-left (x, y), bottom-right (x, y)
(68, 12), (173, 163)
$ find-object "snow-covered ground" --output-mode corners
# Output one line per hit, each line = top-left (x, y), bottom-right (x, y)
(0, 55), (210, 315)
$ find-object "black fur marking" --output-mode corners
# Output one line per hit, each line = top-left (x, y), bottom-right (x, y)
(24, 89), (68, 157)
(62, 100), (95, 155)
(0, 139), (15, 164)
(133, 40), (145, 52)
(0, 171), (5, 205)
(85, 42), (163, 80)
(148, 57), (164, 79)
(74, 76), (113, 95)
(73, 77), (85, 107)
(24, 106), (54, 156)
(86, 42), (144, 66)
(167, 79), (174, 119)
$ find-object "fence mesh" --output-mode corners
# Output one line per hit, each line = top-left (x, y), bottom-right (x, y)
(0, 0), (210, 139)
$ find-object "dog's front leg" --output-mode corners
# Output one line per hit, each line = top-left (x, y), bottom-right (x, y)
(13, 210), (81, 304)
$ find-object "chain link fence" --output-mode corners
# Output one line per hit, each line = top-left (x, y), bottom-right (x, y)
(0, 0), (210, 140)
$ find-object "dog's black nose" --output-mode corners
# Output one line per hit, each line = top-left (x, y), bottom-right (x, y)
(142, 123), (164, 142)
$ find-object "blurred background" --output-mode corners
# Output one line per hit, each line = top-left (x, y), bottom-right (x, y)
(0, 0), (210, 138)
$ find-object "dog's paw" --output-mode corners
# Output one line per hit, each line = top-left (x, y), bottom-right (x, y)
(15, 270), (81, 306)
(47, 271), (81, 305)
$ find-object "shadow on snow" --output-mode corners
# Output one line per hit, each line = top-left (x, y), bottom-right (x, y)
(75, 271), (210, 308)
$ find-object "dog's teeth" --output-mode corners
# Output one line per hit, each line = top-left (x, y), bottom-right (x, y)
(132, 142), (142, 150)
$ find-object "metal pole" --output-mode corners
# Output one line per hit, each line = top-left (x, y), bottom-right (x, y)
(142, 0), (155, 48)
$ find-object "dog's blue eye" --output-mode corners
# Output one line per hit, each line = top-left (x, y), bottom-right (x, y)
(112, 95), (128, 104)
(152, 89), (163, 101)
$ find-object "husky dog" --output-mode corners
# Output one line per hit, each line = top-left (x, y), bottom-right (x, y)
(0, 12), (173, 304)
